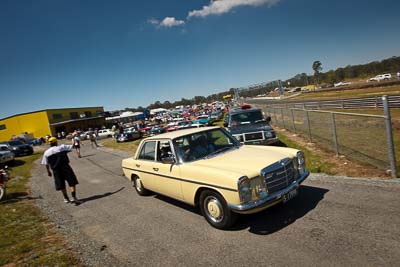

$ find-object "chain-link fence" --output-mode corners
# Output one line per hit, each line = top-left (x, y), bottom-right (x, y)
(257, 96), (398, 177)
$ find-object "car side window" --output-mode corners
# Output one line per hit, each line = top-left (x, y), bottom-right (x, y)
(157, 141), (173, 162)
(138, 141), (156, 161)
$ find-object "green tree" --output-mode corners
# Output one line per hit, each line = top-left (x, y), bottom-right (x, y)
(312, 60), (323, 86)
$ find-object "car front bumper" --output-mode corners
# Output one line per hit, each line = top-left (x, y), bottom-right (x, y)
(243, 137), (279, 145)
(228, 170), (310, 214)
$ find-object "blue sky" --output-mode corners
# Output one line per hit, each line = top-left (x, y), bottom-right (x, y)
(1, 0), (399, 119)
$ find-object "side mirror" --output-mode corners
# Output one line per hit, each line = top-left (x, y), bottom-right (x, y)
(265, 116), (271, 123)
(223, 122), (228, 127)
(161, 156), (176, 164)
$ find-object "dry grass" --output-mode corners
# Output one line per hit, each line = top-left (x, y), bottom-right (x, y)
(0, 153), (81, 266)
(292, 85), (400, 100)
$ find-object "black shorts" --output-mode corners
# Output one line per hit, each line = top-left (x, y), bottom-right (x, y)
(73, 144), (80, 149)
(53, 165), (79, 190)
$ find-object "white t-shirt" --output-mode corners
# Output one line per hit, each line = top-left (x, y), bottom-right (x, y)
(41, 144), (73, 166)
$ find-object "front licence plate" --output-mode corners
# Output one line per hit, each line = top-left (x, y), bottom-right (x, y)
(283, 188), (298, 203)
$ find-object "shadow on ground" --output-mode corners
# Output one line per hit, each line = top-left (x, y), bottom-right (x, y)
(79, 187), (125, 204)
(235, 185), (328, 235)
(155, 185), (328, 235)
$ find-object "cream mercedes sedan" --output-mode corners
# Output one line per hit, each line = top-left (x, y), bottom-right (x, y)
(122, 126), (309, 229)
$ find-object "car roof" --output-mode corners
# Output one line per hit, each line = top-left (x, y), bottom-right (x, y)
(229, 107), (261, 115)
(144, 126), (220, 141)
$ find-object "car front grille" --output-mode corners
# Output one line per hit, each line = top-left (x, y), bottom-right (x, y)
(244, 131), (264, 141)
(261, 158), (296, 194)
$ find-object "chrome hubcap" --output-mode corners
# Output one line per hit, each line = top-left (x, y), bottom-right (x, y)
(204, 196), (223, 223)
(134, 178), (142, 192)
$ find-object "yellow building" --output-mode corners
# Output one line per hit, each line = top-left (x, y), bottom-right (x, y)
(0, 107), (105, 142)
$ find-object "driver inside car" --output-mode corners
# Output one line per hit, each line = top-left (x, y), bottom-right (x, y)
(192, 135), (215, 158)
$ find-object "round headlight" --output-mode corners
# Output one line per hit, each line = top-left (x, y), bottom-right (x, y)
(296, 151), (306, 174)
(238, 176), (252, 204)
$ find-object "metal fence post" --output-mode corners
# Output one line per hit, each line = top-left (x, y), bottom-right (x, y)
(290, 109), (296, 133)
(383, 95), (397, 178)
(305, 110), (312, 142)
(331, 113), (339, 156)
(273, 108), (278, 126)
(281, 108), (285, 129)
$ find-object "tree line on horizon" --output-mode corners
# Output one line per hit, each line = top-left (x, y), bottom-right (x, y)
(120, 56), (400, 113)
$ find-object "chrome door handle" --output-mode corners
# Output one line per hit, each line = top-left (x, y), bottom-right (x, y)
(136, 164), (140, 168)
(153, 167), (159, 171)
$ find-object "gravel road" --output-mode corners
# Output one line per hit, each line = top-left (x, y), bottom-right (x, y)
(30, 143), (400, 266)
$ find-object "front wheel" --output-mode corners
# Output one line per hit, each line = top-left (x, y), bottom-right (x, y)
(199, 190), (237, 230)
(0, 186), (6, 201)
(132, 176), (150, 196)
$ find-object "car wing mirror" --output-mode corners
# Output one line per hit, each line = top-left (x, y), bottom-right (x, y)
(161, 155), (176, 164)
(265, 116), (271, 123)
(223, 122), (228, 127)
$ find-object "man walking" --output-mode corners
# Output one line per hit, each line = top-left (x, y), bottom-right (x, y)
(88, 128), (99, 148)
(41, 137), (82, 205)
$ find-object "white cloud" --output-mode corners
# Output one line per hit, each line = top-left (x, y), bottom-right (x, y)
(188, 0), (280, 18)
(160, 17), (185, 27)
(147, 0), (280, 29)
(147, 17), (185, 28)
(147, 18), (160, 25)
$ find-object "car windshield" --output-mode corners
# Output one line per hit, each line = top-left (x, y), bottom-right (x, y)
(172, 128), (240, 163)
(8, 140), (24, 146)
(230, 110), (264, 125)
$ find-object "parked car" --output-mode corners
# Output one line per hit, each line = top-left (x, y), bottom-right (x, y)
(368, 74), (391, 82)
(122, 126), (309, 229)
(0, 140), (33, 157)
(0, 144), (15, 166)
(192, 115), (214, 126)
(165, 121), (192, 132)
(334, 81), (351, 87)
(116, 131), (142, 143)
(210, 111), (223, 121)
(139, 126), (152, 135)
(80, 131), (89, 140)
(224, 105), (278, 145)
(149, 125), (165, 136)
(288, 87), (302, 93)
(97, 129), (113, 139)
(26, 138), (43, 146)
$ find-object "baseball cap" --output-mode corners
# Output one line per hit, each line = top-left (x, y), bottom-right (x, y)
(48, 137), (57, 144)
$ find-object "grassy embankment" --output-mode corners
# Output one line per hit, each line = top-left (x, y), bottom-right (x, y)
(272, 85), (400, 173)
(291, 85), (400, 100)
(0, 153), (80, 266)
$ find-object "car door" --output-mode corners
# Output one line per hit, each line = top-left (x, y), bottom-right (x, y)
(150, 140), (183, 200)
(134, 141), (158, 191)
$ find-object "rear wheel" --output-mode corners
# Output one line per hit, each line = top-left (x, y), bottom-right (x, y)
(132, 176), (150, 196)
(199, 190), (237, 230)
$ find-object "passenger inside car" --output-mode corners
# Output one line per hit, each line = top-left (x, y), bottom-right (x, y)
(158, 142), (172, 161)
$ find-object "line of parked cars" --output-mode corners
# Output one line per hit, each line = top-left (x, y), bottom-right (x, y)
(0, 140), (35, 166)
